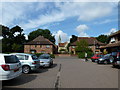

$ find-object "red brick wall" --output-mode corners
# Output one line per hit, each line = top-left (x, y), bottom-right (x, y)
(24, 45), (54, 54)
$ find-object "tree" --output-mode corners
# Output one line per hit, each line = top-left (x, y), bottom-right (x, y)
(1, 25), (26, 53)
(28, 29), (55, 44)
(75, 40), (93, 58)
(75, 40), (90, 53)
(96, 35), (108, 43)
(70, 35), (78, 43)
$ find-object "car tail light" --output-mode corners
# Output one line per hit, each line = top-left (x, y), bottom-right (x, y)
(1, 65), (10, 71)
(32, 61), (37, 64)
(117, 52), (120, 58)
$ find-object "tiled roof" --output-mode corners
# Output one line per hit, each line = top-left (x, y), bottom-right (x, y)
(70, 37), (105, 46)
(109, 30), (120, 37)
(100, 41), (120, 48)
(59, 42), (68, 47)
(24, 36), (54, 45)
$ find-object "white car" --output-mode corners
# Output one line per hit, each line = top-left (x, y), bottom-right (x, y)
(38, 54), (53, 67)
(0, 54), (22, 80)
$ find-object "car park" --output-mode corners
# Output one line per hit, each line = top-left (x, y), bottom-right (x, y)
(38, 54), (53, 67)
(109, 51), (120, 68)
(97, 54), (111, 64)
(91, 54), (104, 62)
(0, 54), (22, 80)
(12, 53), (40, 74)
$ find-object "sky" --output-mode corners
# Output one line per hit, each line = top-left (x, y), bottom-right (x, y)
(0, 1), (119, 44)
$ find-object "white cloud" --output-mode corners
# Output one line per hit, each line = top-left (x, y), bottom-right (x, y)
(76, 24), (89, 37)
(24, 34), (28, 40)
(94, 19), (117, 24)
(1, 2), (117, 30)
(105, 28), (117, 35)
(52, 30), (69, 44)
(21, 12), (65, 30)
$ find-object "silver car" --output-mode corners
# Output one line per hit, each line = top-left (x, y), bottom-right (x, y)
(12, 53), (40, 74)
(38, 54), (53, 67)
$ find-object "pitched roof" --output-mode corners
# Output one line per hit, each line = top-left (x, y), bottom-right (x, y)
(100, 41), (120, 48)
(59, 42), (68, 47)
(109, 30), (120, 37)
(24, 36), (54, 45)
(70, 37), (105, 46)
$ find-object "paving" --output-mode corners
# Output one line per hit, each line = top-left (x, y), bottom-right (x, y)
(2, 56), (119, 89)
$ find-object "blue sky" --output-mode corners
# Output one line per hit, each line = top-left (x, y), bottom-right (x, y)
(0, 1), (118, 44)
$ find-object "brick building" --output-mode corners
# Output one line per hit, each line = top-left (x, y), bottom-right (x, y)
(58, 42), (68, 53)
(100, 30), (120, 53)
(69, 37), (105, 54)
(24, 36), (57, 54)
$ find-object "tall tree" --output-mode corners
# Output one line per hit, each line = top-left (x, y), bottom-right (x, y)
(1, 25), (26, 53)
(96, 35), (108, 43)
(28, 29), (55, 44)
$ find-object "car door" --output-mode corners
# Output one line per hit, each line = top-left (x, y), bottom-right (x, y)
(16, 55), (26, 66)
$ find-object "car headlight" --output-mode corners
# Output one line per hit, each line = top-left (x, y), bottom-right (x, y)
(99, 58), (103, 61)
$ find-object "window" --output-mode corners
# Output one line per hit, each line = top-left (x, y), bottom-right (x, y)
(40, 45), (42, 48)
(25, 55), (29, 60)
(46, 45), (50, 48)
(35, 45), (37, 47)
(4, 55), (20, 63)
(32, 55), (38, 60)
(72, 46), (75, 48)
(16, 55), (25, 60)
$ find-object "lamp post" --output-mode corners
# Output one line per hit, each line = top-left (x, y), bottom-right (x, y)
(94, 41), (96, 54)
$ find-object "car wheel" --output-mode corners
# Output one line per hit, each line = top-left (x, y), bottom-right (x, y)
(112, 64), (117, 68)
(110, 56), (114, 63)
(22, 66), (30, 74)
(104, 61), (108, 65)
(97, 60), (100, 64)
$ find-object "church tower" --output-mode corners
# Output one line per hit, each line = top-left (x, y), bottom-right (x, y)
(58, 35), (61, 44)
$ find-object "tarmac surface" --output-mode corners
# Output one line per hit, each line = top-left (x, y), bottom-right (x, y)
(2, 56), (119, 89)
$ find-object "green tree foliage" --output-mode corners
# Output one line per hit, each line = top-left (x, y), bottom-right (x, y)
(96, 34), (108, 43)
(75, 40), (93, 58)
(1, 25), (26, 53)
(28, 29), (55, 44)
(75, 40), (90, 53)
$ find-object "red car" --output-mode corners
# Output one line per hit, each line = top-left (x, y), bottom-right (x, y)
(91, 54), (104, 62)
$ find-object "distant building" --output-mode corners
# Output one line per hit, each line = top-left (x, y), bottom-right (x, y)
(100, 30), (120, 53)
(58, 42), (69, 53)
(24, 36), (57, 54)
(69, 37), (105, 54)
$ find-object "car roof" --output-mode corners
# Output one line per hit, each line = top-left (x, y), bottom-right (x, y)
(40, 54), (50, 56)
(11, 53), (33, 56)
(0, 53), (14, 56)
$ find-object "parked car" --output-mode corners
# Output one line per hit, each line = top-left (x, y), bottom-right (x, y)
(12, 53), (40, 74)
(38, 54), (53, 67)
(0, 54), (22, 80)
(109, 51), (120, 68)
(97, 54), (111, 64)
(91, 54), (104, 62)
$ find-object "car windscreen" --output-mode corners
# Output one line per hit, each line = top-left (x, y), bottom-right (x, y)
(97, 55), (103, 57)
(111, 52), (117, 56)
(39, 56), (50, 59)
(4, 55), (20, 63)
(32, 55), (38, 60)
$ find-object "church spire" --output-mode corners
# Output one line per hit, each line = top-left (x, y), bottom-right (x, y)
(58, 35), (61, 44)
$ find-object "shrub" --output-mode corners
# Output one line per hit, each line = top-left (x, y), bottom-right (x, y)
(35, 53), (44, 57)
(78, 51), (93, 58)
(50, 54), (55, 58)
